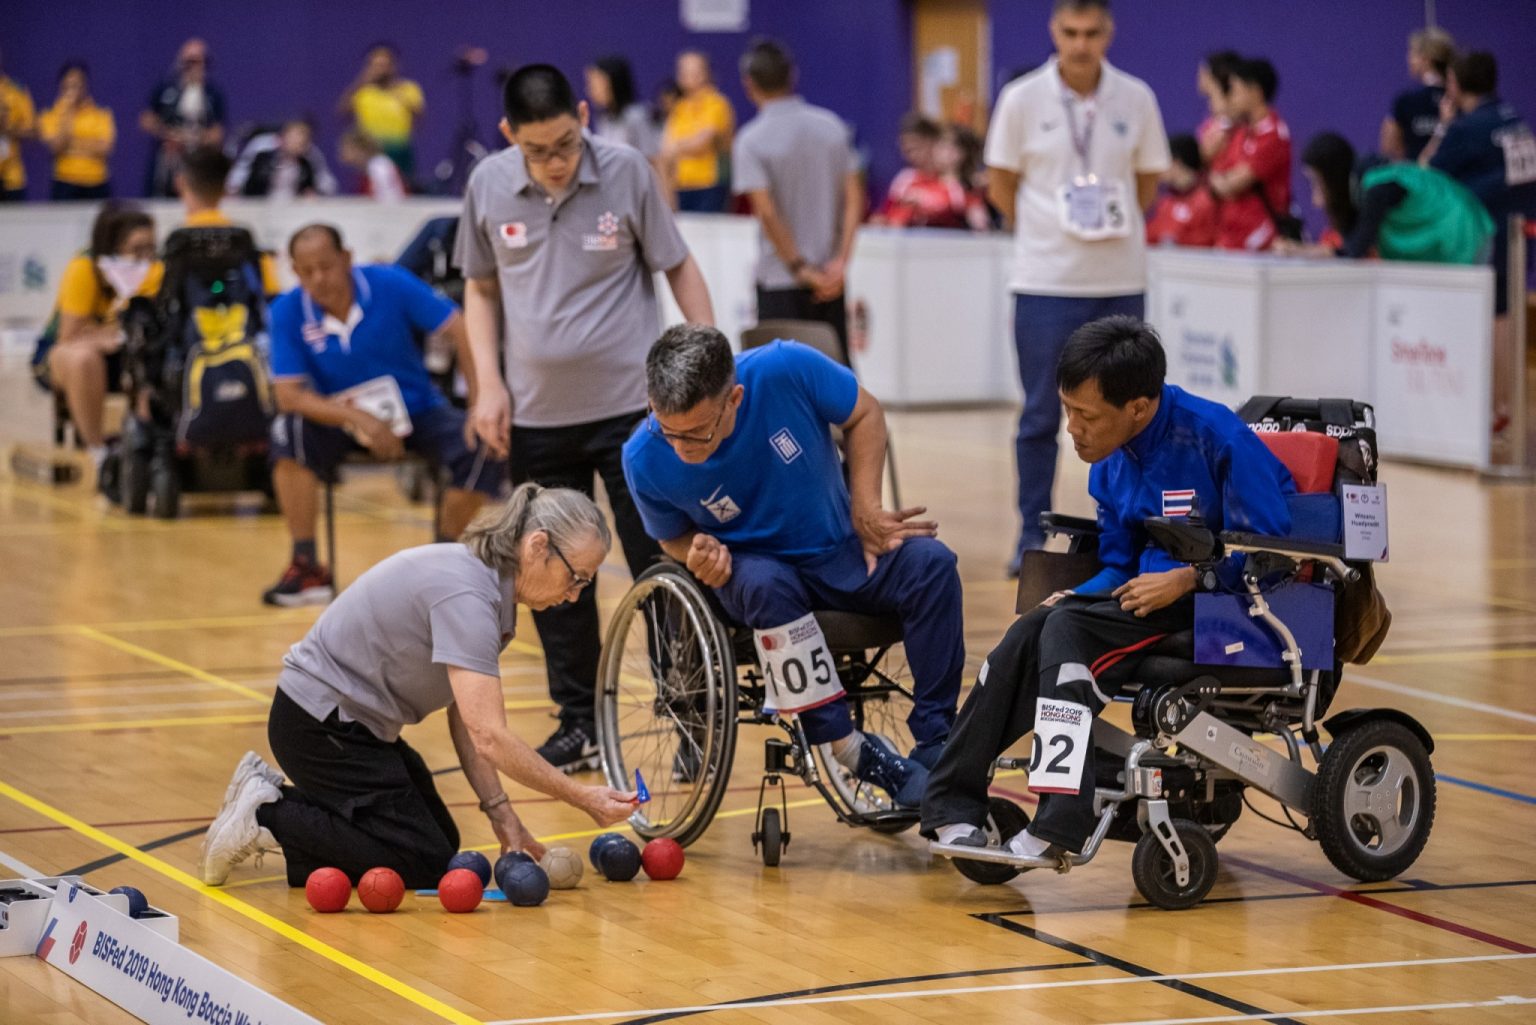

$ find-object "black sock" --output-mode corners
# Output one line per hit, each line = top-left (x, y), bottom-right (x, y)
(292, 539), (318, 564)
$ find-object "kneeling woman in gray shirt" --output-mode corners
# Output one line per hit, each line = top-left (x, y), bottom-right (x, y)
(199, 483), (638, 887)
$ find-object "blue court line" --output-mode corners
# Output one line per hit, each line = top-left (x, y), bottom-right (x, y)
(1438, 774), (1536, 806)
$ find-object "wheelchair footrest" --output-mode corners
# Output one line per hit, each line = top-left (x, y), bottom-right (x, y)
(929, 841), (1070, 873)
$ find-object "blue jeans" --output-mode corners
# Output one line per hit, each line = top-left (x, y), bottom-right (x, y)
(1013, 292), (1144, 558)
(714, 535), (964, 746)
(676, 185), (729, 213)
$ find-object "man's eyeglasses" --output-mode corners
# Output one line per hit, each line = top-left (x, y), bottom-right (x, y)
(647, 400), (729, 446)
(549, 540), (593, 592)
(522, 135), (583, 165)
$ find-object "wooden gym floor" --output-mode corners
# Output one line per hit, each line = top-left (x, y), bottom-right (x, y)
(1, 364), (1534, 1024)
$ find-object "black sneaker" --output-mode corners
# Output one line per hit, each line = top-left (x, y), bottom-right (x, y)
(261, 557), (335, 607)
(537, 720), (599, 774)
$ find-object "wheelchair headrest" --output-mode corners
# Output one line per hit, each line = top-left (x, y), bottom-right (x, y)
(1258, 432), (1339, 494)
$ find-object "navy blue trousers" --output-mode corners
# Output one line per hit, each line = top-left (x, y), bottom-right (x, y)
(714, 535), (963, 745)
(1013, 292), (1144, 557)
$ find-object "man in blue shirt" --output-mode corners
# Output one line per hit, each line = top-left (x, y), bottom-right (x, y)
(923, 315), (1294, 858)
(263, 223), (505, 606)
(623, 325), (965, 807)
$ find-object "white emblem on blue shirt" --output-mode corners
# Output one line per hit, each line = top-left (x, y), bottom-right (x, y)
(700, 484), (741, 523)
(769, 428), (802, 464)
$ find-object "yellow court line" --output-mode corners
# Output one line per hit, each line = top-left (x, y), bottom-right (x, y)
(0, 778), (483, 1025)
(74, 627), (272, 704)
(1434, 733), (1536, 741)
(1370, 647), (1536, 666)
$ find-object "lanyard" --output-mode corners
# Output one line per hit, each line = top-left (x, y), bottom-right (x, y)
(1061, 89), (1097, 180)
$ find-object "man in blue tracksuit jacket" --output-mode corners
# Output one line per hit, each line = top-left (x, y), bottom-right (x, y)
(922, 315), (1295, 857)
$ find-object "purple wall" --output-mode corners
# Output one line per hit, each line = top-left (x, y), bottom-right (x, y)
(5, 0), (911, 200)
(989, 0), (1536, 231)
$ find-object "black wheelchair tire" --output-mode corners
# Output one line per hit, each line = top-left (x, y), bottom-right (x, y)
(1313, 719), (1435, 882)
(759, 807), (783, 867)
(1132, 817), (1218, 910)
(150, 460), (180, 519)
(952, 797), (1031, 886)
(121, 448), (150, 514)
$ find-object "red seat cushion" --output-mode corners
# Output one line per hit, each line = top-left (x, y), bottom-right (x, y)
(1258, 432), (1339, 494)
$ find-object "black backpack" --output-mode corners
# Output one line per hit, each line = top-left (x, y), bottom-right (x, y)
(159, 226), (273, 449)
(1238, 395), (1378, 485)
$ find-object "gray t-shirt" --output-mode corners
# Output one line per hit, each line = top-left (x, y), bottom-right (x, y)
(733, 97), (859, 290)
(278, 544), (516, 742)
(455, 135), (691, 428)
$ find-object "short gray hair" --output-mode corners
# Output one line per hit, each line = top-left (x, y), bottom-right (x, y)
(645, 324), (736, 414)
(461, 483), (612, 575)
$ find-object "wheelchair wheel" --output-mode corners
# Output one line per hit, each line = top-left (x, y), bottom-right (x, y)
(757, 807), (784, 867)
(814, 642), (920, 830)
(121, 448), (150, 514)
(952, 797), (1031, 886)
(1132, 817), (1218, 910)
(596, 564), (737, 848)
(1313, 719), (1435, 882)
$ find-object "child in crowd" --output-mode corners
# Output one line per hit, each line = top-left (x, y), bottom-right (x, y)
(1146, 134), (1218, 247)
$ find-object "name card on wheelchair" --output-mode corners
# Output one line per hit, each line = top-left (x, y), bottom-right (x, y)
(1341, 483), (1389, 562)
(1194, 582), (1334, 671)
(337, 376), (413, 438)
(753, 614), (845, 714)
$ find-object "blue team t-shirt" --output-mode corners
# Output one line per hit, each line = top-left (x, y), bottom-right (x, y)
(623, 341), (860, 560)
(268, 263), (456, 417)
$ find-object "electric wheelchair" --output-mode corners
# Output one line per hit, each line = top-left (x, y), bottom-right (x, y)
(594, 561), (922, 866)
(930, 396), (1435, 909)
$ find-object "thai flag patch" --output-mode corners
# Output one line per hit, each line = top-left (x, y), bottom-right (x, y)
(1162, 489), (1196, 517)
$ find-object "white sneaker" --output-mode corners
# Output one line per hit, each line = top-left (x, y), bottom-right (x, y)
(199, 774), (280, 885)
(222, 751), (284, 807)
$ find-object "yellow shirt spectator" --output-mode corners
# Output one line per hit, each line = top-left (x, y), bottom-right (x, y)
(351, 80), (423, 146)
(57, 253), (165, 320)
(664, 86), (734, 190)
(38, 99), (115, 187)
(0, 75), (35, 192)
(183, 208), (282, 296)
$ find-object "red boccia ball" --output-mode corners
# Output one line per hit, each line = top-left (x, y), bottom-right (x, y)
(438, 868), (484, 913)
(357, 867), (405, 914)
(641, 838), (685, 881)
(305, 867), (351, 913)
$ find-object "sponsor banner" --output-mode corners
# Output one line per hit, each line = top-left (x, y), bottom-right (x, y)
(36, 882), (318, 1025)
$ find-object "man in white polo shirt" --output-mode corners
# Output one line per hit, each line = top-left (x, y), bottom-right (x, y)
(985, 0), (1169, 574)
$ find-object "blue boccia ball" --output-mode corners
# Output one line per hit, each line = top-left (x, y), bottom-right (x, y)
(110, 886), (148, 919)
(598, 838), (642, 882)
(447, 851), (493, 888)
(493, 851), (535, 893)
(503, 862), (550, 907)
(589, 832), (626, 870)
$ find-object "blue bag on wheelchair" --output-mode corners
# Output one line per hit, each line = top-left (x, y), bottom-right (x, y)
(1194, 582), (1335, 671)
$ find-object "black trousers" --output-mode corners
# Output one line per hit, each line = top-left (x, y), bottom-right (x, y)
(756, 286), (849, 364)
(508, 410), (660, 725)
(256, 688), (459, 888)
(920, 594), (1193, 850)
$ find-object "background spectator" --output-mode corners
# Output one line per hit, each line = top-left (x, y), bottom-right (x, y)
(340, 129), (405, 203)
(38, 61), (115, 200)
(733, 37), (864, 357)
(876, 116), (988, 231)
(1146, 133), (1218, 247)
(661, 50), (734, 212)
(138, 38), (225, 198)
(339, 43), (423, 184)
(585, 56), (657, 158)
(1279, 131), (1492, 264)
(0, 46), (35, 202)
(228, 119), (338, 199)
(1195, 50), (1240, 165)
(1209, 57), (1293, 250)
(1381, 28), (1455, 162)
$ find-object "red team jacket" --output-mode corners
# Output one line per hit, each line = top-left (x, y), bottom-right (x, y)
(1211, 111), (1292, 251)
(1146, 185), (1219, 247)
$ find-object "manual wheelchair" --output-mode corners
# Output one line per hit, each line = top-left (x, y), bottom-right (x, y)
(931, 396), (1436, 909)
(594, 561), (922, 865)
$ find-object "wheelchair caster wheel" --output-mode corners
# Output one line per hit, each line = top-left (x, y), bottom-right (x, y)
(1313, 719), (1435, 882)
(1132, 817), (1217, 910)
(952, 797), (1031, 886)
(756, 807), (785, 867)
(121, 448), (151, 514)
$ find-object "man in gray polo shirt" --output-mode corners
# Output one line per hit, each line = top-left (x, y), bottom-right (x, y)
(198, 484), (639, 888)
(457, 64), (714, 773)
(733, 38), (863, 361)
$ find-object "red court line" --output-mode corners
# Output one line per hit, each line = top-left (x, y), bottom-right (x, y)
(1224, 855), (1536, 954)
